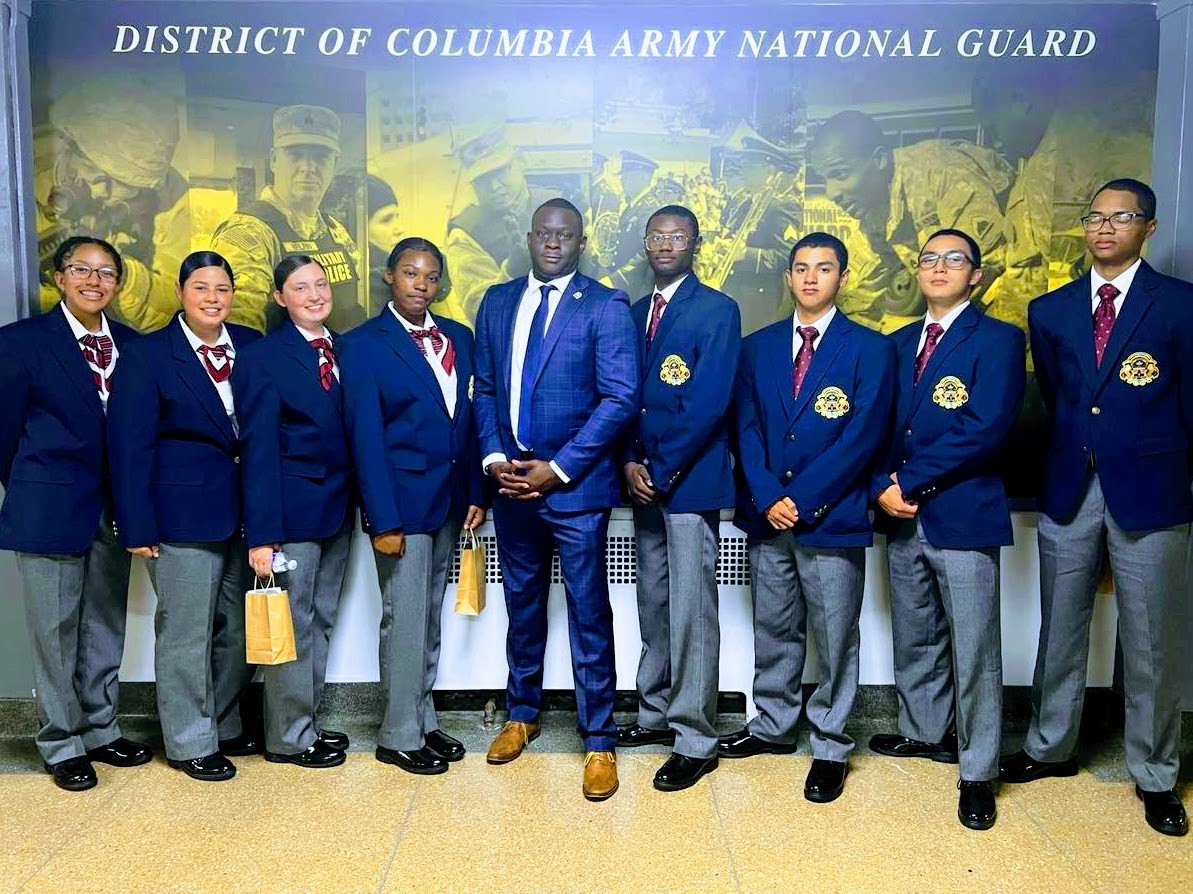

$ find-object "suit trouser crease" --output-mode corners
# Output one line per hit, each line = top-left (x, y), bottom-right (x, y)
(148, 539), (255, 761)
(375, 522), (457, 752)
(262, 525), (351, 754)
(633, 504), (721, 758)
(747, 533), (864, 761)
(887, 519), (1002, 781)
(494, 498), (618, 752)
(1027, 474), (1187, 791)
(16, 515), (131, 764)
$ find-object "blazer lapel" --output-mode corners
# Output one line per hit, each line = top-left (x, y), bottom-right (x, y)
(501, 277), (527, 399)
(1093, 263), (1156, 394)
(645, 275), (697, 367)
(378, 310), (450, 416)
(45, 308), (104, 420)
(169, 317), (237, 444)
(908, 304), (979, 417)
(790, 313), (848, 426)
(768, 317), (799, 422)
(531, 273), (587, 389)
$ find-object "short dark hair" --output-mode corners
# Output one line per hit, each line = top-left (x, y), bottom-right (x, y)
(386, 236), (446, 276)
(788, 232), (848, 272)
(1093, 178), (1156, 220)
(533, 197), (584, 233)
(272, 254), (326, 292)
(53, 235), (124, 281)
(811, 110), (886, 156)
(179, 250), (234, 287)
(922, 228), (982, 270)
(646, 204), (700, 238)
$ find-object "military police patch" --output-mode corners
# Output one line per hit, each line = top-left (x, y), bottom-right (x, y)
(932, 375), (970, 410)
(813, 386), (850, 419)
(659, 354), (691, 386)
(1119, 351), (1159, 387)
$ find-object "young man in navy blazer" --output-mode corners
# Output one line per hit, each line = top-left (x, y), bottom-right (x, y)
(726, 232), (895, 803)
(0, 237), (152, 791)
(473, 198), (640, 800)
(1001, 179), (1193, 837)
(869, 228), (1025, 831)
(616, 205), (740, 792)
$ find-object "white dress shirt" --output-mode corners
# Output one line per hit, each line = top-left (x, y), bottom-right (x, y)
(178, 316), (238, 429)
(1090, 257), (1140, 316)
(61, 302), (119, 412)
(297, 323), (340, 383)
(389, 305), (457, 418)
(916, 300), (971, 355)
(645, 273), (689, 335)
(791, 305), (837, 358)
(481, 271), (575, 482)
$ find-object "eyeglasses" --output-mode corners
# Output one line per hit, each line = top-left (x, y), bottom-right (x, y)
(63, 263), (119, 283)
(917, 251), (973, 270)
(1080, 211), (1149, 230)
(644, 233), (692, 251)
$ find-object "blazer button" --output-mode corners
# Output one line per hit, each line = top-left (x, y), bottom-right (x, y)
(1090, 406), (1101, 415)
(787, 434), (796, 442)
(640, 408), (647, 415)
(784, 470), (793, 479)
(234, 456), (241, 463)
(905, 429), (913, 436)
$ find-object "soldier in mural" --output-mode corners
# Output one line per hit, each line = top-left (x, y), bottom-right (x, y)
(587, 152), (625, 270)
(210, 104), (362, 332)
(808, 110), (1011, 332)
(606, 152), (685, 297)
(35, 75), (191, 332)
(442, 129), (534, 325)
(366, 174), (404, 310)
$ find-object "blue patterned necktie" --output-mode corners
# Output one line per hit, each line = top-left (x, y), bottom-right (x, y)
(517, 283), (552, 446)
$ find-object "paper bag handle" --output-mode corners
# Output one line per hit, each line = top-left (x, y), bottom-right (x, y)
(464, 527), (479, 550)
(253, 572), (277, 590)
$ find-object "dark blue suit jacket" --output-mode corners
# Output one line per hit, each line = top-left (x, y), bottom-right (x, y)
(872, 304), (1025, 549)
(232, 319), (355, 548)
(623, 275), (740, 512)
(108, 314), (262, 547)
(735, 311), (896, 546)
(473, 272), (640, 512)
(339, 308), (485, 536)
(0, 306), (137, 555)
(1029, 260), (1193, 530)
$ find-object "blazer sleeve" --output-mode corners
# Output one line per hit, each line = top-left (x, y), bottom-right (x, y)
(1027, 301), (1059, 419)
(734, 341), (786, 514)
(789, 337), (897, 520)
(0, 336), (30, 487)
(232, 351), (285, 549)
(107, 343), (162, 547)
(897, 327), (1026, 499)
(472, 287), (504, 463)
(340, 339), (403, 535)
(648, 300), (741, 492)
(553, 292), (641, 479)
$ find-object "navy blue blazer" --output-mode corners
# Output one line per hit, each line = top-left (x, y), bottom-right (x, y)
(623, 275), (740, 513)
(0, 306), (137, 555)
(735, 311), (896, 546)
(872, 304), (1026, 549)
(339, 308), (485, 537)
(108, 314), (262, 547)
(232, 319), (355, 549)
(473, 272), (640, 513)
(1029, 260), (1193, 530)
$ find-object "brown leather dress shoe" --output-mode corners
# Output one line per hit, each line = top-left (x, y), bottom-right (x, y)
(486, 720), (541, 764)
(583, 751), (618, 801)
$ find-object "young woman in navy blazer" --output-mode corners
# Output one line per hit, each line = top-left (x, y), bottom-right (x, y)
(340, 237), (486, 775)
(108, 251), (262, 782)
(233, 256), (354, 769)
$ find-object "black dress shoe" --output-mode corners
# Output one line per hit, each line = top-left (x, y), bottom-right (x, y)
(167, 753), (236, 782)
(869, 730), (958, 764)
(265, 739), (346, 769)
(1136, 786), (1189, 837)
(717, 728), (798, 759)
(318, 729), (350, 750)
(218, 733), (263, 757)
(804, 759), (848, 803)
(86, 737), (153, 767)
(43, 756), (97, 792)
(617, 723), (676, 748)
(998, 749), (1078, 783)
(376, 746), (448, 775)
(958, 780), (997, 831)
(424, 729), (466, 762)
(653, 753), (718, 791)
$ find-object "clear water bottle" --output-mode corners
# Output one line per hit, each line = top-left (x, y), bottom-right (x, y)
(271, 551), (297, 573)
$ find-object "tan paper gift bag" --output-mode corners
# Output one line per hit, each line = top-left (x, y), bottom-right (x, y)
(454, 528), (486, 616)
(245, 573), (298, 665)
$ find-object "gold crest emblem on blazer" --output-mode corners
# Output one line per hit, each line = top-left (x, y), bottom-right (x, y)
(932, 375), (969, 410)
(813, 386), (850, 419)
(1119, 351), (1159, 387)
(659, 354), (691, 386)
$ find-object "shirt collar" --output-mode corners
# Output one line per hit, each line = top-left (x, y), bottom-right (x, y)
(60, 301), (111, 340)
(295, 322), (333, 343)
(527, 270), (577, 299)
(923, 300), (970, 335)
(1091, 258), (1142, 301)
(652, 273), (690, 303)
(389, 303), (438, 333)
(178, 314), (234, 355)
(794, 304), (837, 341)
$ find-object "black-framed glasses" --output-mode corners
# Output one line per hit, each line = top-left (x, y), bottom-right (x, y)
(62, 263), (119, 283)
(1080, 211), (1149, 230)
(644, 233), (692, 251)
(917, 250), (973, 270)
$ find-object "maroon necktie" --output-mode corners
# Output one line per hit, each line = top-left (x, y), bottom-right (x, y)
(914, 323), (944, 385)
(78, 333), (114, 394)
(197, 344), (232, 383)
(792, 326), (817, 397)
(646, 292), (667, 344)
(410, 326), (456, 375)
(1093, 283), (1119, 367)
(310, 337), (336, 392)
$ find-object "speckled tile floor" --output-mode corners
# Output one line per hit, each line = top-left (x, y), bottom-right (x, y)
(1, 706), (1190, 894)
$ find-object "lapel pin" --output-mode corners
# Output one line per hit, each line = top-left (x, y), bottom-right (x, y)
(572, 291), (582, 300)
